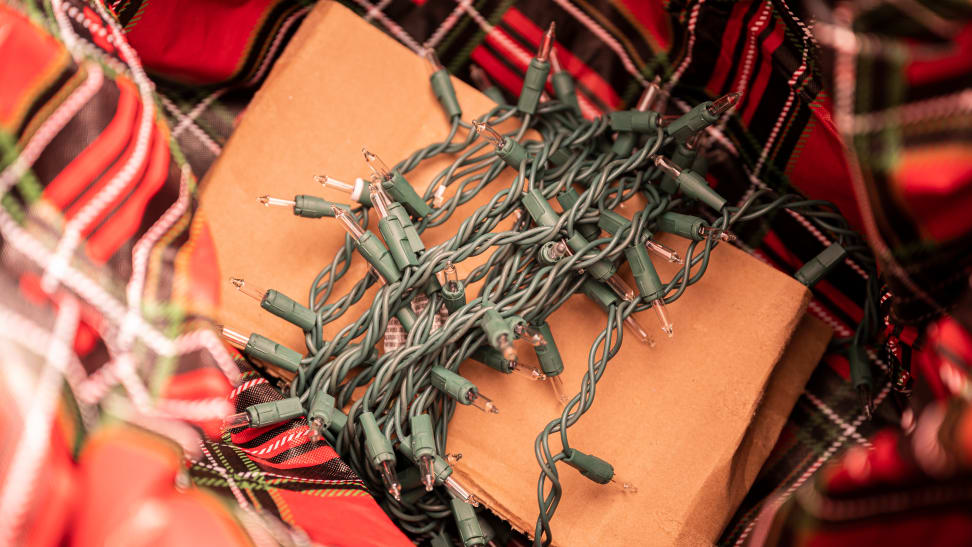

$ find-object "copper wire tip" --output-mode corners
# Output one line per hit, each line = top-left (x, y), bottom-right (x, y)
(707, 91), (742, 116)
(537, 22), (556, 62)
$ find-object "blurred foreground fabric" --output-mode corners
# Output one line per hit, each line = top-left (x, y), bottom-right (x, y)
(0, 0), (970, 545)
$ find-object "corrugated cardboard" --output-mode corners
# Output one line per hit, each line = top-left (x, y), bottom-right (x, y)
(198, 3), (830, 545)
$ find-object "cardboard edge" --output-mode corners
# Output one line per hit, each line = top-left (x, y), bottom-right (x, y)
(674, 310), (832, 546)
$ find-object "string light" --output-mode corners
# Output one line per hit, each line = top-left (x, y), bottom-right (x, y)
(231, 34), (881, 546)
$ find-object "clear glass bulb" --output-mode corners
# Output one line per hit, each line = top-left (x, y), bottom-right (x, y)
(472, 120), (506, 148)
(222, 412), (250, 430)
(699, 226), (735, 242)
(257, 195), (295, 208)
(466, 391), (499, 414)
(652, 299), (674, 338)
(653, 155), (681, 177)
(550, 48), (564, 73)
(230, 277), (266, 302)
(509, 361), (545, 381)
(369, 182), (391, 219)
(308, 416), (326, 443)
(536, 22), (556, 62)
(218, 325), (250, 349)
(707, 91), (742, 116)
(443, 476), (479, 507)
(645, 239), (684, 264)
(623, 317), (655, 347)
(549, 240), (569, 261)
(362, 148), (393, 181)
(496, 333), (517, 362)
(422, 47), (444, 72)
(442, 261), (461, 292)
(469, 65), (493, 91)
(315, 174), (354, 192)
(512, 323), (546, 346)
(635, 81), (661, 111)
(548, 375), (569, 404)
(332, 206), (366, 241)
(418, 454), (436, 491)
(378, 460), (402, 501)
(605, 274), (636, 302)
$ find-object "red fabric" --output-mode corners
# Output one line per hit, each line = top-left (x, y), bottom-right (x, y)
(123, 0), (280, 84)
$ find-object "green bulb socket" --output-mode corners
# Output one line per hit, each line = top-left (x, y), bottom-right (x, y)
(388, 202), (425, 253)
(659, 142), (699, 194)
(245, 397), (305, 427)
(308, 391), (347, 433)
(555, 189), (600, 241)
(382, 170), (432, 218)
(563, 448), (614, 484)
(597, 209), (631, 237)
(359, 411), (395, 467)
(522, 188), (561, 228)
(580, 279), (618, 310)
(425, 274), (443, 295)
(517, 58), (550, 115)
(657, 211), (705, 241)
(794, 243), (847, 287)
(482, 86), (506, 106)
(430, 69), (462, 120)
(692, 150), (709, 176)
(497, 138), (530, 169)
(470, 346), (512, 374)
(534, 322), (564, 377)
(849, 344), (873, 390)
(555, 186), (581, 209)
(548, 148), (571, 166)
(551, 71), (581, 115)
(482, 307), (514, 350)
(626, 244), (664, 300)
(260, 289), (317, 331)
(451, 498), (487, 546)
(378, 215), (419, 269)
(397, 436), (454, 484)
(244, 333), (302, 373)
(355, 230), (401, 284)
(395, 305), (417, 332)
(565, 231), (616, 281)
(676, 169), (726, 212)
(441, 281), (467, 314)
(293, 195), (350, 218)
(431, 366), (477, 405)
(409, 414), (436, 459)
(609, 110), (662, 133)
(525, 188), (614, 279)
(665, 101), (718, 143)
(612, 132), (637, 157)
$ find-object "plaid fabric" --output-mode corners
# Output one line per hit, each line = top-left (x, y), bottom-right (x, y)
(1, 0), (970, 544)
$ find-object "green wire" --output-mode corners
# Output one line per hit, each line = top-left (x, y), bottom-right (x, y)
(264, 86), (883, 546)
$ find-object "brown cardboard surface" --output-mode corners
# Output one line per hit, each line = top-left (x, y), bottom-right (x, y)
(197, 3), (825, 545)
(446, 243), (820, 546)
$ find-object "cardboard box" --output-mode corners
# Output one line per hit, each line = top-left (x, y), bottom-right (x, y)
(198, 3), (831, 544)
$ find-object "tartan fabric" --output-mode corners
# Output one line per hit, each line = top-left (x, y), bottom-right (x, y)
(1, 0), (970, 545)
